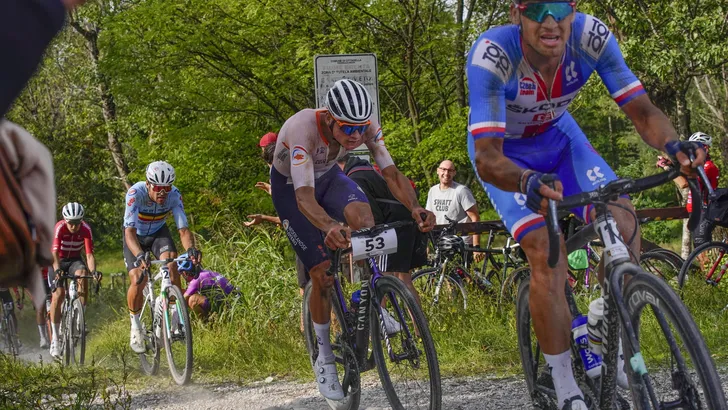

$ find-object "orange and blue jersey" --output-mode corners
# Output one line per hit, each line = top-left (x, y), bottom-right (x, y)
(466, 13), (643, 242)
(123, 181), (188, 236)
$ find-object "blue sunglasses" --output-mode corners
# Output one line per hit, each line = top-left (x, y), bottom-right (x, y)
(335, 119), (371, 136)
(516, 1), (576, 23)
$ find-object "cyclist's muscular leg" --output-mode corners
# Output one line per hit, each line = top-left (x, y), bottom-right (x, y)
(309, 260), (335, 325)
(160, 251), (181, 289)
(343, 201), (375, 231)
(521, 227), (571, 354)
(74, 268), (88, 306)
(590, 197), (641, 285)
(50, 286), (65, 324)
(127, 267), (147, 313)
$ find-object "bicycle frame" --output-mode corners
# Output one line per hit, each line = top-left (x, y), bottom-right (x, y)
(330, 251), (416, 370)
(703, 247), (728, 285)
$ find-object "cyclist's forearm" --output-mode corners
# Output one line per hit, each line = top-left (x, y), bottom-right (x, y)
(624, 96), (679, 150)
(179, 228), (195, 251)
(52, 252), (60, 271)
(124, 228), (144, 258)
(473, 138), (524, 192)
(86, 253), (96, 273)
(295, 187), (337, 231)
(381, 166), (420, 211)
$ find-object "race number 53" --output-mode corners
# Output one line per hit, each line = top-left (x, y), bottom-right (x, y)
(351, 229), (398, 261)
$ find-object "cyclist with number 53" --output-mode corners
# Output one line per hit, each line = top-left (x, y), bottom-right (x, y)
(123, 161), (201, 354)
(271, 79), (436, 401)
(467, 2), (706, 409)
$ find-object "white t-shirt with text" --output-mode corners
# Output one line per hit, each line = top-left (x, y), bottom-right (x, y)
(426, 182), (477, 244)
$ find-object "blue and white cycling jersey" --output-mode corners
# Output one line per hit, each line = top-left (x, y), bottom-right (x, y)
(123, 181), (188, 237)
(467, 12), (645, 141)
(466, 13), (645, 242)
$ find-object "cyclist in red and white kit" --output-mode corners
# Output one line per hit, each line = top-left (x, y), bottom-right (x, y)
(49, 202), (99, 358)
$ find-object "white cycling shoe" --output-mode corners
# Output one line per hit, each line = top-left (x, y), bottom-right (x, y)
(129, 327), (146, 353)
(380, 309), (402, 335)
(39, 332), (49, 349)
(561, 395), (589, 410)
(314, 357), (345, 401)
(49, 339), (61, 358)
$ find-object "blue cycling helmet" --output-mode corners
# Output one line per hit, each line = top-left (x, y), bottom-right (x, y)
(177, 253), (193, 272)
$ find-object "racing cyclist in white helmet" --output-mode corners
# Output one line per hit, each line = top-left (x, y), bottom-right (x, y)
(122, 161), (201, 353)
(270, 79), (436, 401)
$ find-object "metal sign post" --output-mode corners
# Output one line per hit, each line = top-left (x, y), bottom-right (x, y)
(314, 54), (380, 154)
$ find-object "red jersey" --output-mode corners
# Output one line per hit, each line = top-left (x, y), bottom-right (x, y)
(52, 220), (94, 259)
(687, 160), (720, 213)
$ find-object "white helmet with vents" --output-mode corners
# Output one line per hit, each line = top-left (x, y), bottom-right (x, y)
(62, 202), (84, 221)
(325, 79), (373, 124)
(146, 161), (176, 185)
(689, 132), (712, 147)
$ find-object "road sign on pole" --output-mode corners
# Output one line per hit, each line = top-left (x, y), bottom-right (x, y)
(314, 53), (380, 126)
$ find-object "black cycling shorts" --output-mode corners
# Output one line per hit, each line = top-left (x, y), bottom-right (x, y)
(59, 258), (87, 275)
(123, 224), (178, 272)
(375, 222), (428, 274)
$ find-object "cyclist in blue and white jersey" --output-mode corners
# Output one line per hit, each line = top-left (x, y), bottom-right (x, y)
(467, 2), (705, 409)
(123, 161), (201, 353)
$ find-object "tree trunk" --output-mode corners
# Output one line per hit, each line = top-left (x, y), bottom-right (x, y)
(674, 87), (691, 139)
(71, 21), (131, 190)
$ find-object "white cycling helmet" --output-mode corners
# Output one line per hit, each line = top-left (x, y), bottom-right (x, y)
(689, 132), (712, 147)
(325, 79), (373, 124)
(62, 202), (84, 221)
(146, 161), (176, 185)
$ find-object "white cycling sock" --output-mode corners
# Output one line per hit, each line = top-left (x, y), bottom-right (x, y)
(38, 325), (45, 339)
(313, 321), (334, 363)
(51, 323), (60, 341)
(545, 350), (583, 408)
(130, 312), (142, 330)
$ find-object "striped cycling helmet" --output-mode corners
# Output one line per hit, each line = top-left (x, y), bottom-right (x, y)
(146, 161), (176, 185)
(689, 132), (713, 147)
(62, 202), (84, 221)
(325, 79), (373, 124)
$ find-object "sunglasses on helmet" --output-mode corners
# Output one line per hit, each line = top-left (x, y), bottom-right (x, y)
(516, 1), (576, 23)
(335, 119), (371, 136)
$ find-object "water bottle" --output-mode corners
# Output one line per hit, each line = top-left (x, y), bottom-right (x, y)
(45, 297), (51, 313)
(587, 297), (604, 357)
(572, 314), (602, 378)
(350, 290), (361, 312)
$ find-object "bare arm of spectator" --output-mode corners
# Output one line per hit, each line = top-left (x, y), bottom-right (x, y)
(255, 182), (272, 195)
(244, 214), (281, 227)
(464, 205), (484, 263)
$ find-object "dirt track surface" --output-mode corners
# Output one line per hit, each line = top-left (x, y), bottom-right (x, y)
(129, 375), (532, 410)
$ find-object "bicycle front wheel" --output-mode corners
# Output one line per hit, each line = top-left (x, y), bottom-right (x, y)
(139, 288), (160, 376)
(371, 275), (441, 410)
(163, 285), (193, 385)
(624, 271), (726, 409)
(678, 241), (728, 313)
(411, 268), (467, 315)
(5, 315), (19, 357)
(70, 299), (86, 365)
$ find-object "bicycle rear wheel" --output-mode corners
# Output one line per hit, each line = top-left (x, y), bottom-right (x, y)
(498, 265), (530, 309)
(302, 282), (361, 410)
(70, 299), (85, 365)
(163, 285), (193, 385)
(5, 315), (19, 357)
(624, 271), (726, 409)
(371, 275), (441, 410)
(411, 268), (467, 314)
(139, 289), (160, 376)
(678, 241), (728, 313)
(640, 250), (681, 287)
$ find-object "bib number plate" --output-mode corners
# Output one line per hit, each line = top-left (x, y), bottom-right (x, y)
(351, 229), (398, 261)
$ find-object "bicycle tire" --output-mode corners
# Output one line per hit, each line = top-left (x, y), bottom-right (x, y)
(640, 250), (681, 286)
(370, 275), (441, 410)
(302, 282), (361, 410)
(6, 315), (19, 357)
(498, 265), (530, 309)
(677, 241), (728, 312)
(70, 299), (85, 365)
(623, 272), (727, 409)
(649, 248), (685, 267)
(411, 268), (467, 311)
(139, 289), (160, 376)
(163, 285), (193, 385)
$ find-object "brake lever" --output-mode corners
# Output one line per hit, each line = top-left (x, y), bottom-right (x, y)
(542, 175), (561, 269)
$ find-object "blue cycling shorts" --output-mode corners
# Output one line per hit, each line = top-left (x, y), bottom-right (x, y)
(468, 113), (619, 242)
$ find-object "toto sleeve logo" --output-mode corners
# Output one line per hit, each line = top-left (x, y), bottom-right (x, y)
(291, 146), (309, 166)
(472, 38), (512, 83)
(581, 15), (611, 60)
